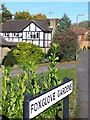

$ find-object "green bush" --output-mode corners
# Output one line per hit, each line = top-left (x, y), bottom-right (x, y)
(13, 42), (44, 65)
(1, 66), (28, 119)
(2, 49), (17, 67)
(1, 43), (62, 119)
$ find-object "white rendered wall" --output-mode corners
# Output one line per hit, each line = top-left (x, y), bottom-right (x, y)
(40, 32), (43, 40)
(27, 41), (32, 43)
(4, 37), (8, 41)
(9, 33), (12, 37)
(12, 38), (18, 42)
(30, 23), (35, 31)
(0, 33), (3, 36)
(23, 26), (29, 31)
(40, 41), (43, 47)
(48, 41), (51, 47)
(33, 41), (39, 46)
(23, 40), (26, 42)
(18, 38), (22, 42)
(9, 38), (12, 41)
(36, 26), (41, 31)
(45, 33), (48, 40)
(45, 41), (47, 47)
(23, 32), (26, 39)
(48, 33), (51, 40)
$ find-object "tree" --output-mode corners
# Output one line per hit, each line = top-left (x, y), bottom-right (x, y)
(33, 13), (47, 20)
(14, 11), (32, 20)
(55, 14), (71, 34)
(1, 4), (13, 22)
(53, 14), (78, 61)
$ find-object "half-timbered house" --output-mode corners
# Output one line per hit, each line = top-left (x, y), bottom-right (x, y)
(0, 19), (53, 48)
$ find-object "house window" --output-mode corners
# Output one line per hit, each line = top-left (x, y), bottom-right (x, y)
(17, 33), (19, 37)
(28, 32), (30, 38)
(4, 33), (6, 36)
(37, 33), (39, 38)
(34, 34), (35, 38)
(4, 33), (9, 36)
(7, 33), (9, 37)
(32, 32), (34, 38)
(27, 32), (39, 39)
(14, 33), (15, 36)
(14, 33), (19, 36)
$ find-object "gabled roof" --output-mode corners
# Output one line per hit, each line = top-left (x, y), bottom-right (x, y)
(0, 36), (17, 47)
(0, 19), (52, 32)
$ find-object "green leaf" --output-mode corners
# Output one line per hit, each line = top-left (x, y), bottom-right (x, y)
(55, 57), (59, 61)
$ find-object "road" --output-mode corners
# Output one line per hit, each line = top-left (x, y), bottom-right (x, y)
(76, 50), (89, 119)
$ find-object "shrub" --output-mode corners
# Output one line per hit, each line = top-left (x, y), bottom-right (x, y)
(13, 42), (44, 65)
(1, 43), (61, 119)
(2, 49), (17, 67)
(1, 66), (28, 119)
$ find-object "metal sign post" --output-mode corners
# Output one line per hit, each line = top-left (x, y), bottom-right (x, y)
(63, 77), (69, 120)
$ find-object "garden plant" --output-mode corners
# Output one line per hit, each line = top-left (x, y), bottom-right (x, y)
(1, 43), (62, 119)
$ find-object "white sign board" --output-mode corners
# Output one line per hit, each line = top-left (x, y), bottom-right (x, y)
(29, 80), (73, 119)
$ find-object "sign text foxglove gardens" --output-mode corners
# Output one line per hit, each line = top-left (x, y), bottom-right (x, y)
(24, 79), (73, 119)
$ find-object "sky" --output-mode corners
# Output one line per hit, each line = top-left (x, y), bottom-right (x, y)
(0, 2), (89, 24)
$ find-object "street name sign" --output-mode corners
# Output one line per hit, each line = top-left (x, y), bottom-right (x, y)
(24, 79), (73, 119)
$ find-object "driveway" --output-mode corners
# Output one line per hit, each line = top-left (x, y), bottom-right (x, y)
(76, 50), (88, 119)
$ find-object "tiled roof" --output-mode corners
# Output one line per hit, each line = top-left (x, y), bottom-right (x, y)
(0, 36), (17, 47)
(35, 20), (51, 32)
(70, 26), (87, 35)
(1, 19), (52, 32)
